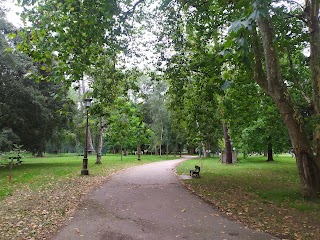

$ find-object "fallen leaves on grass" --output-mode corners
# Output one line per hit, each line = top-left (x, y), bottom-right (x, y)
(0, 175), (110, 240)
(182, 182), (320, 240)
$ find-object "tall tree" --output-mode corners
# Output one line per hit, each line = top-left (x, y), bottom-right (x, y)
(148, 80), (170, 156)
(168, 0), (320, 197)
(106, 97), (140, 159)
(223, 73), (290, 160)
(0, 8), (74, 155)
(251, 1), (320, 196)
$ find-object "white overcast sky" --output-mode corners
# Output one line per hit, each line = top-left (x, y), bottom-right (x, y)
(4, 0), (22, 27)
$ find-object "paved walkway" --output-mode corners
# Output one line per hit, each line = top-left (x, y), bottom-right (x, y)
(51, 156), (278, 240)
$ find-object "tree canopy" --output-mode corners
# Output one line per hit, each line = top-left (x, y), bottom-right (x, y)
(1, 0), (319, 198)
(0, 6), (75, 155)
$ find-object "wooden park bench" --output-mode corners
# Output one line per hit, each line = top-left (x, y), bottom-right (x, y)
(189, 165), (200, 178)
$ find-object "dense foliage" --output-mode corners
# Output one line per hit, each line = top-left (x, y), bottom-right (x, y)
(1, 0), (319, 197)
(0, 6), (75, 155)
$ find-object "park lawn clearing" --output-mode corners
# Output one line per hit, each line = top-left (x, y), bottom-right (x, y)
(177, 155), (320, 240)
(0, 153), (177, 240)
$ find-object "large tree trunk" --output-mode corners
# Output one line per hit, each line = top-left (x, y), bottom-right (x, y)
(189, 146), (195, 154)
(95, 116), (105, 164)
(166, 142), (169, 159)
(160, 126), (164, 157)
(137, 143), (141, 161)
(253, 15), (320, 197)
(267, 136), (274, 162)
(223, 123), (232, 164)
(206, 141), (210, 157)
(202, 142), (208, 158)
(36, 151), (44, 157)
(306, 1), (320, 157)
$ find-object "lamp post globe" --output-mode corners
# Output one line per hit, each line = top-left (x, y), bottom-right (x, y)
(81, 98), (92, 175)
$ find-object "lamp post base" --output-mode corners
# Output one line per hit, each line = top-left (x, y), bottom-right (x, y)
(81, 169), (89, 175)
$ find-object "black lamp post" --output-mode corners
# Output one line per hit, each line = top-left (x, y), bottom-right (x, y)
(81, 98), (92, 175)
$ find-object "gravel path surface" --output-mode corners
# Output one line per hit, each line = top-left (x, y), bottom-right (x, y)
(51, 156), (278, 240)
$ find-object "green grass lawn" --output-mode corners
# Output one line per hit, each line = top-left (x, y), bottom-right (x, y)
(0, 153), (178, 239)
(2, 153), (319, 239)
(0, 153), (176, 201)
(177, 154), (320, 239)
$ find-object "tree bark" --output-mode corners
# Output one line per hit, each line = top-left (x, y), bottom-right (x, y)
(253, 15), (320, 197)
(223, 123), (232, 164)
(202, 142), (207, 158)
(306, 1), (320, 157)
(160, 126), (164, 157)
(137, 143), (141, 161)
(95, 116), (105, 164)
(36, 151), (44, 157)
(267, 136), (274, 162)
(166, 142), (169, 159)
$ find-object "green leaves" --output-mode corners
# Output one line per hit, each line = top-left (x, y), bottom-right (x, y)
(106, 97), (149, 151)
(229, 19), (251, 33)
(221, 80), (232, 91)
(17, 0), (135, 88)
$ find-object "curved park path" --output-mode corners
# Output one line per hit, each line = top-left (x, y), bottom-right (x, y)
(51, 156), (278, 240)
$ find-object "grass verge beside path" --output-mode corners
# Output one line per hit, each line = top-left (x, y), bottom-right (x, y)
(0, 153), (177, 240)
(177, 155), (320, 240)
